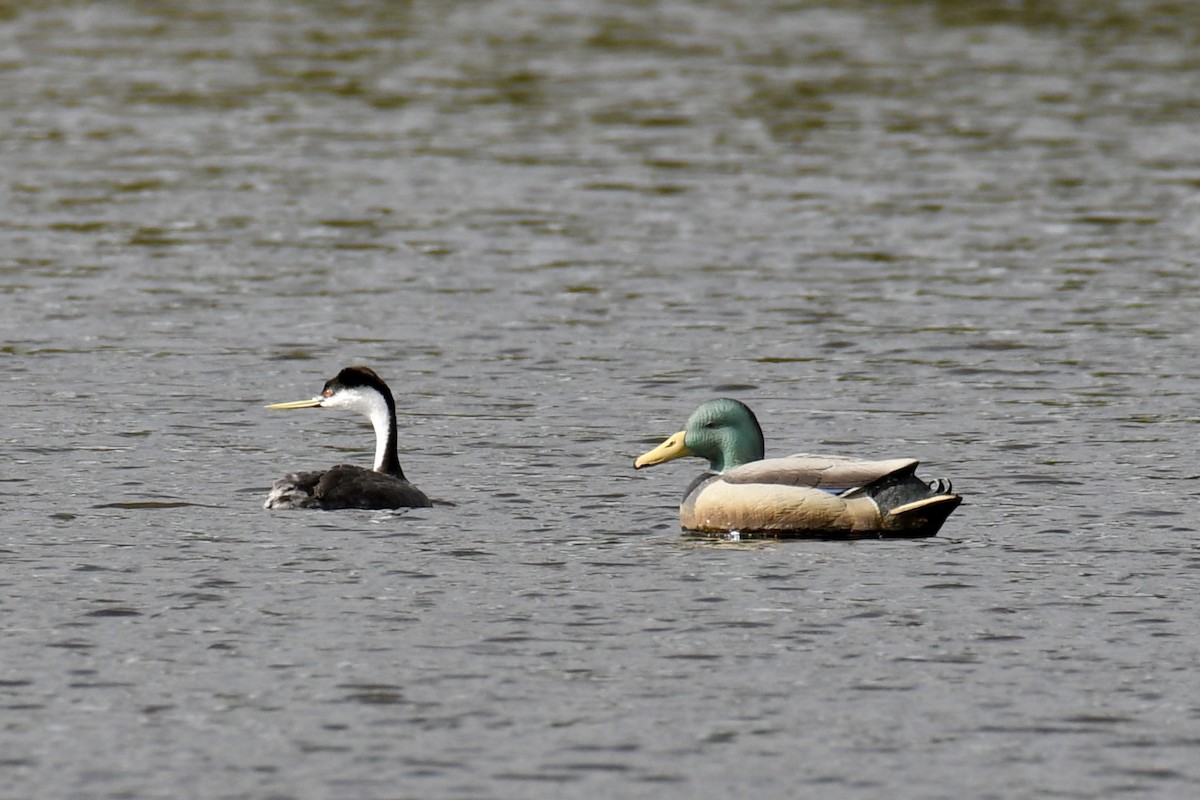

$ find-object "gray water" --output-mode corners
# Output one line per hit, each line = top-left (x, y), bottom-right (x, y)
(3, 1), (1200, 798)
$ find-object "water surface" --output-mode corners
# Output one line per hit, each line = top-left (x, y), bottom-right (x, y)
(2, 2), (1199, 798)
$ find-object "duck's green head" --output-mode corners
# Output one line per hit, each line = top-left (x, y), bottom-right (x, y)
(634, 398), (766, 474)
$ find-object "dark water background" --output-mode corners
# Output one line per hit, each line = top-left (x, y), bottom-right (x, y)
(2, 2), (1199, 797)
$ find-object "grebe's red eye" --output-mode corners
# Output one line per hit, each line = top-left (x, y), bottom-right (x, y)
(323, 389), (333, 397)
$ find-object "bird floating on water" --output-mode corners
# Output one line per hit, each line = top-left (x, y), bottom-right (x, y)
(264, 366), (431, 511)
(634, 399), (961, 538)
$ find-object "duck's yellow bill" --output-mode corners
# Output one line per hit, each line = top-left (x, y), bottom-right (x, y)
(265, 398), (323, 410)
(634, 430), (692, 469)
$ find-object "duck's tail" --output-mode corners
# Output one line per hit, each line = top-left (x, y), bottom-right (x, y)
(843, 464), (962, 536)
(882, 492), (962, 535)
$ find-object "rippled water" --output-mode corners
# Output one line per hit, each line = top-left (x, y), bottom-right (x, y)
(3, 2), (1200, 797)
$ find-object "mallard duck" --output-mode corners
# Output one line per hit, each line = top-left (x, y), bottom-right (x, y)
(634, 399), (961, 538)
(264, 366), (432, 510)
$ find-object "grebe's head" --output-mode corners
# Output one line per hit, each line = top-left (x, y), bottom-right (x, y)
(266, 365), (395, 417)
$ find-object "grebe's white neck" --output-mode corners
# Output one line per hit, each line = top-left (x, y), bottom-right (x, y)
(320, 386), (395, 473)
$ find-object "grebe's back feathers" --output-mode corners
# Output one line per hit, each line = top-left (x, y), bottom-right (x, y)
(265, 465), (431, 510)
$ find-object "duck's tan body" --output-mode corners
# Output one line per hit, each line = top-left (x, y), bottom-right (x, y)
(683, 476), (883, 534)
(678, 456), (961, 538)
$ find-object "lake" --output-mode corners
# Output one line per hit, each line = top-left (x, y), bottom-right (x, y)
(2, 2), (1199, 798)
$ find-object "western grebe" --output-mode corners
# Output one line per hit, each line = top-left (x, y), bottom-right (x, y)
(264, 365), (432, 510)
